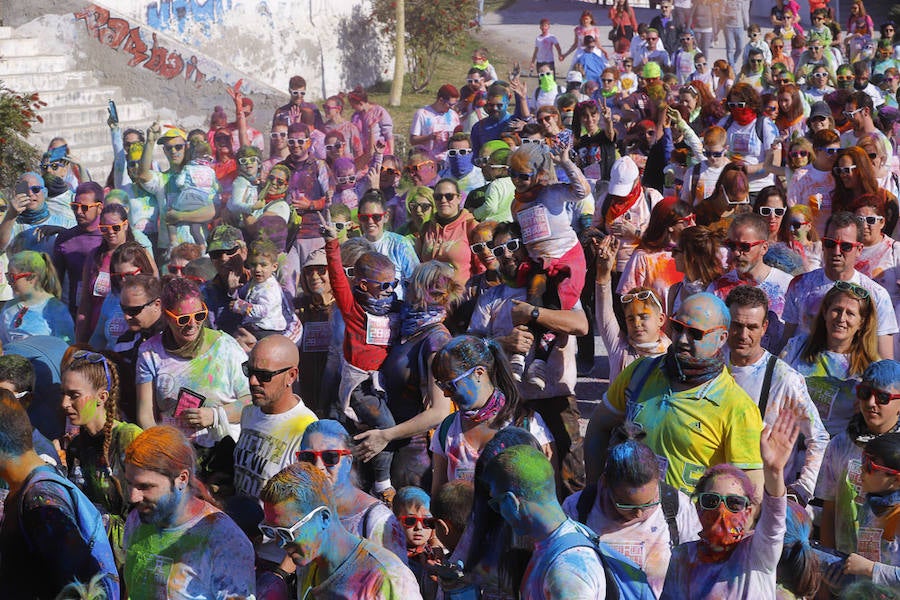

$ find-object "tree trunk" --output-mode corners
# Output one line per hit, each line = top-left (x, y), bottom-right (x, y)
(389, 0), (405, 107)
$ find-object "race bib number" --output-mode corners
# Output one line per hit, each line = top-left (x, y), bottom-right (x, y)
(807, 377), (838, 422)
(847, 459), (866, 505)
(107, 316), (128, 340)
(732, 133), (751, 154)
(518, 205), (552, 245)
(93, 271), (111, 297)
(858, 527), (883, 562)
(365, 314), (392, 346)
(302, 321), (331, 353)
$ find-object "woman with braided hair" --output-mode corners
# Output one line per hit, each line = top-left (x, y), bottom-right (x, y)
(60, 348), (142, 566)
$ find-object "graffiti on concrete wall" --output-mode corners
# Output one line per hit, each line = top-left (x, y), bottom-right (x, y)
(74, 4), (207, 84)
(145, 0), (235, 35)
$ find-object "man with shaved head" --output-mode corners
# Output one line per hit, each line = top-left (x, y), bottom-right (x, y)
(234, 335), (317, 567)
(584, 292), (765, 495)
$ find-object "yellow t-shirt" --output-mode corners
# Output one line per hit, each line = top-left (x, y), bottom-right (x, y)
(603, 356), (763, 494)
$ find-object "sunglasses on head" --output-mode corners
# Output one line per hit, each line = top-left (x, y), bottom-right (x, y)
(99, 222), (127, 233)
(696, 492), (751, 513)
(70, 350), (112, 390)
(165, 304), (208, 326)
(669, 317), (726, 341)
(833, 279), (869, 299)
(120, 296), (158, 317)
(242, 361), (292, 382)
(296, 449), (352, 467)
(401, 515), (437, 529)
(259, 505), (325, 548)
(435, 366), (478, 393)
(209, 246), (241, 260)
(621, 290), (663, 313)
(358, 213), (385, 223)
(862, 453), (900, 476)
(758, 206), (786, 217)
(856, 383), (900, 405)
(724, 239), (766, 253)
(447, 148), (471, 157)
(822, 238), (862, 253)
(70, 202), (102, 213)
(361, 278), (398, 291)
(491, 238), (522, 257)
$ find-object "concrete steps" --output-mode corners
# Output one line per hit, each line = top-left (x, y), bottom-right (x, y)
(0, 25), (158, 181)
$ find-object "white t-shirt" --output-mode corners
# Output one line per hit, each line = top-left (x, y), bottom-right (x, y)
(681, 162), (724, 206)
(136, 331), (250, 447)
(241, 276), (287, 332)
(429, 412), (554, 483)
(409, 105), (460, 161)
(720, 117), (779, 192)
(562, 486), (701, 598)
(782, 268), (899, 337)
(814, 431), (865, 555)
(728, 351), (829, 498)
(786, 165), (835, 236)
(534, 33), (560, 64)
(523, 520), (606, 600)
(341, 500), (408, 564)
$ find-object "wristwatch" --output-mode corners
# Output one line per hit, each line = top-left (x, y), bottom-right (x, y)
(529, 306), (541, 324)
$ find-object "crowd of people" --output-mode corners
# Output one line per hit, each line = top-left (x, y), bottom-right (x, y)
(2, 0), (900, 598)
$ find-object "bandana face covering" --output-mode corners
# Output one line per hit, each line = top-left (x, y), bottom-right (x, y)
(697, 504), (749, 562)
(462, 388), (506, 424)
(539, 73), (556, 92)
(44, 174), (68, 197)
(353, 287), (395, 316)
(730, 107), (757, 126)
(662, 344), (725, 386)
(865, 489), (900, 516)
(448, 153), (474, 178)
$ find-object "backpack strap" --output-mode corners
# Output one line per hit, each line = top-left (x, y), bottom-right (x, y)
(689, 162), (701, 203)
(624, 356), (664, 407)
(437, 412), (456, 454)
(659, 482), (680, 547)
(758, 354), (779, 418)
(361, 500), (380, 539)
(550, 531), (622, 600)
(18, 467), (103, 552)
(576, 483), (599, 525)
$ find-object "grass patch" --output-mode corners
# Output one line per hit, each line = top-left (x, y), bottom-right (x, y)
(367, 27), (513, 157)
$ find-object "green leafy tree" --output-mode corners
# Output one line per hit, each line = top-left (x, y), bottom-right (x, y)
(0, 81), (43, 195)
(371, 0), (479, 93)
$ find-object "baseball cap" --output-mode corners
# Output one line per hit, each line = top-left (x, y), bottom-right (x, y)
(156, 126), (188, 145)
(642, 62), (662, 79)
(207, 225), (244, 253)
(608, 156), (640, 196)
(809, 101), (831, 121)
(566, 71), (583, 84)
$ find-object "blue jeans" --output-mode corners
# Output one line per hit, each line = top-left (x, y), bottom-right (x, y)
(725, 27), (744, 66)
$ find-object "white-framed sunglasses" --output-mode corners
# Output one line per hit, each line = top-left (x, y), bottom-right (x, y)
(258, 505), (326, 547)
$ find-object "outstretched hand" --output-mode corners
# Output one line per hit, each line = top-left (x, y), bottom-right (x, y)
(761, 402), (800, 474)
(226, 79), (245, 110)
(593, 235), (619, 282)
(317, 211), (338, 242)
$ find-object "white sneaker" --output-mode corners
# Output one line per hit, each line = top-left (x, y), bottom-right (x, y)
(526, 359), (548, 391)
(510, 354), (525, 382)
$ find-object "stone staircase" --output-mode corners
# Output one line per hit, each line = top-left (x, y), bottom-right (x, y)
(0, 25), (157, 181)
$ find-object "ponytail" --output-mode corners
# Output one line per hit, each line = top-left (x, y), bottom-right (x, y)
(38, 253), (62, 298)
(778, 500), (820, 598)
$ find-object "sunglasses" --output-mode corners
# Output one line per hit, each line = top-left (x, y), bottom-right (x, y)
(46, 161), (67, 170)
(165, 304), (208, 326)
(601, 78), (615, 83)
(843, 108), (864, 119)
(167, 265), (186, 275)
(381, 167), (400, 176)
(259, 505), (326, 547)
(491, 238), (522, 257)
(466, 78), (481, 84)
(788, 150), (809, 158)
(703, 150), (725, 158)
(483, 103), (505, 111)
(833, 279), (869, 299)
(336, 175), (356, 185)
(290, 89), (307, 97)
(209, 246), (241, 260)
(70, 202), (102, 213)
(473, 157), (490, 167)
(407, 160), (435, 172)
(834, 165), (859, 177)
(789, 220), (809, 229)
(696, 492), (751, 513)
(267, 175), (288, 185)
(120, 296), (158, 317)
(436, 366), (478, 393)
(856, 215), (885, 226)
(726, 102), (747, 109)
(695, 62), (707, 67)
(296, 449), (352, 467)
(358, 213), (385, 223)
(344, 266), (355, 278)
(99, 222), (127, 233)
(325, 143), (344, 152)
(669, 317), (726, 341)
(409, 203), (432, 213)
(818, 147), (840, 155)
(434, 192), (459, 202)
(333, 221), (350, 231)
(270, 131), (287, 139)
(237, 157), (259, 166)
(6, 271), (33, 284)
(614, 498), (661, 511)
(242, 361), (293, 382)
(361, 278), (398, 291)
(401, 515), (437, 529)
(724, 239), (766, 253)
(758, 206), (786, 217)
(862, 453), (900, 476)
(113, 267), (142, 280)
(163, 143), (185, 152)
(287, 138), (309, 146)
(856, 383), (900, 405)
(447, 148), (472, 157)
(324, 104), (341, 111)
(811, 72), (829, 79)
(822, 238), (862, 253)
(509, 170), (535, 181)
(12, 305), (28, 328)
(676, 214), (696, 227)
(520, 138), (543, 145)
(470, 241), (490, 254)
(621, 290), (663, 313)
(20, 185), (43, 195)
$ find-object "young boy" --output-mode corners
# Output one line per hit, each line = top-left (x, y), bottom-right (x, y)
(229, 238), (288, 338)
(172, 139), (219, 248)
(430, 480), (474, 553)
(681, 125), (730, 206)
(322, 219), (400, 502)
(472, 48), (498, 84)
(530, 19), (563, 77)
(393, 486), (443, 599)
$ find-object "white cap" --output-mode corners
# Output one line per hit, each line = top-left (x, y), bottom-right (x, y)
(566, 70), (583, 84)
(608, 156), (640, 196)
